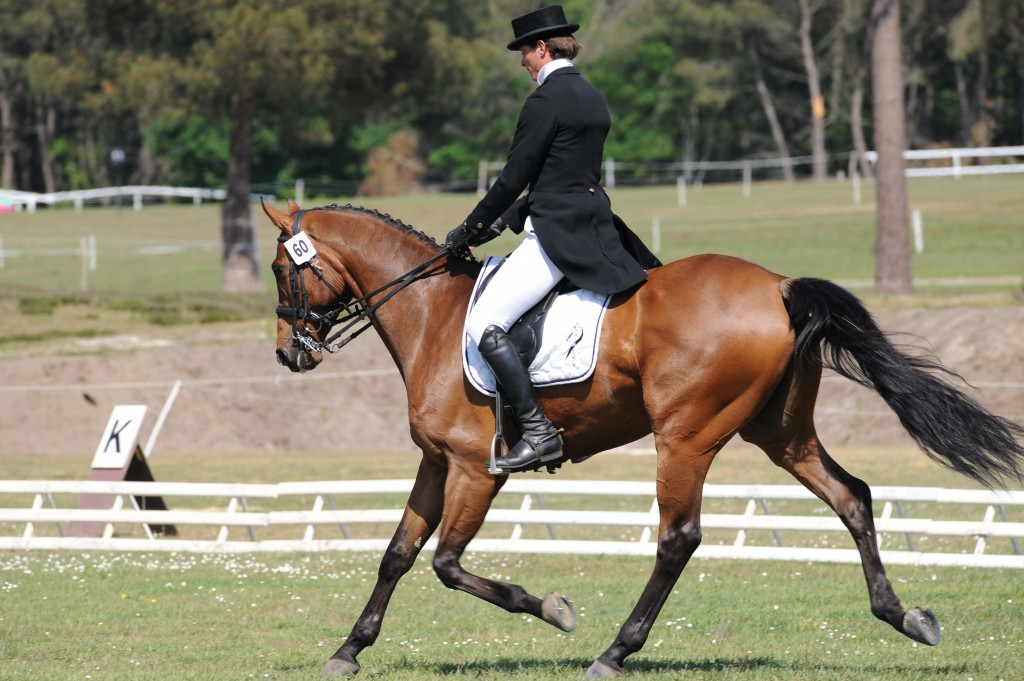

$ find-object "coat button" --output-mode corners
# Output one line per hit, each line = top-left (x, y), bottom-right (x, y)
(476, 222), (483, 228)
(588, 187), (595, 193)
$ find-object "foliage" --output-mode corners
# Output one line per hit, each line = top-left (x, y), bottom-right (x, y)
(0, 0), (1023, 195)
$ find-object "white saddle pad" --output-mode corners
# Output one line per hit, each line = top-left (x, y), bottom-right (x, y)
(463, 256), (612, 397)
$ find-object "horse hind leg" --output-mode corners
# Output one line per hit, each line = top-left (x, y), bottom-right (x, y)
(740, 372), (941, 647)
(587, 429), (717, 679)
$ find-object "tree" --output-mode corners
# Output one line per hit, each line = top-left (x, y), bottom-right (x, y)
(797, 0), (828, 180)
(187, 1), (333, 293)
(870, 0), (912, 294)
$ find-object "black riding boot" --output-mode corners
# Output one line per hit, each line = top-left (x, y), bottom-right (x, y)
(478, 325), (563, 472)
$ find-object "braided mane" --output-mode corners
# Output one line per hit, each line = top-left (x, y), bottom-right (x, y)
(315, 203), (441, 249)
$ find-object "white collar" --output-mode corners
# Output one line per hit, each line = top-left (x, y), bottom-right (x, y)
(537, 59), (573, 86)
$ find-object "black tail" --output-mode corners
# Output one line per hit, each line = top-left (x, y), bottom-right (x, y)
(783, 277), (1024, 489)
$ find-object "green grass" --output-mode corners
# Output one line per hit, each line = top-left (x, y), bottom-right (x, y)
(1, 176), (1020, 297)
(1, 177), (1020, 353)
(1, 550), (1020, 680)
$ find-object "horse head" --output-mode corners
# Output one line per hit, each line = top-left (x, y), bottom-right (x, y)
(263, 198), (350, 373)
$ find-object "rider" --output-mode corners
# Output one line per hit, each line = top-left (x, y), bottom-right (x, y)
(446, 5), (651, 474)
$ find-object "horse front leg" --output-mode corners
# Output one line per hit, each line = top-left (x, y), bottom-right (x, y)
(321, 456), (446, 679)
(431, 465), (577, 632)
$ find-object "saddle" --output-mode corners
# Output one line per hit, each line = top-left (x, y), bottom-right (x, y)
(474, 263), (580, 368)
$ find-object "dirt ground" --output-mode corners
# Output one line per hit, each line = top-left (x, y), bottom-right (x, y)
(1, 302), (1022, 458)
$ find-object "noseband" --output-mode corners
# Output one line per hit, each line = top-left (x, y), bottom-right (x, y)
(275, 208), (453, 356)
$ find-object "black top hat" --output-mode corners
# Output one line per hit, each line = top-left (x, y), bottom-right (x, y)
(507, 5), (580, 51)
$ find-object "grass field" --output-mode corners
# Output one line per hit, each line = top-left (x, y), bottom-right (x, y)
(0, 175), (1020, 351)
(2, 447), (1022, 680)
(0, 175), (1021, 298)
(0, 175), (1019, 349)
(2, 550), (1020, 681)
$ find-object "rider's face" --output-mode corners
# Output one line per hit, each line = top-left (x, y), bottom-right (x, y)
(519, 41), (549, 82)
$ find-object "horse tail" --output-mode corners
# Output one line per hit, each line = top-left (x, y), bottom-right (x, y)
(782, 276), (1024, 489)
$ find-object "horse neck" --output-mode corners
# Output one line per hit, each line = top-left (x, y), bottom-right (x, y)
(320, 211), (472, 375)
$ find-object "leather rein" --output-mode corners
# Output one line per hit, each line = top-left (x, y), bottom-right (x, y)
(275, 208), (452, 355)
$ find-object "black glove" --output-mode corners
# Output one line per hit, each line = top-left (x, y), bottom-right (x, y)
(445, 222), (476, 258)
(468, 216), (505, 247)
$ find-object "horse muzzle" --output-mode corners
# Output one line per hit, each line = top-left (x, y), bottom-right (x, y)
(276, 344), (323, 373)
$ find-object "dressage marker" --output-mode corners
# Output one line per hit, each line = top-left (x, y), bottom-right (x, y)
(68, 404), (175, 538)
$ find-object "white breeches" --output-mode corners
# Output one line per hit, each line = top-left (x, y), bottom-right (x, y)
(465, 224), (564, 348)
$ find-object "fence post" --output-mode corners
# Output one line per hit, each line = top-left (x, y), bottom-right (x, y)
(477, 161), (488, 197)
(295, 178), (305, 205)
(676, 176), (687, 207)
(80, 237), (89, 291)
(912, 209), (924, 254)
(604, 158), (616, 189)
(742, 162), (752, 198)
(651, 217), (661, 255)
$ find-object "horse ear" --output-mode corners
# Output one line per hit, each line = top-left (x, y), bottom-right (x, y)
(261, 197), (293, 236)
(287, 198), (301, 214)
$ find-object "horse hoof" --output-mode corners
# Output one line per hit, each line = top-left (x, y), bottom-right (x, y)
(586, 659), (625, 679)
(902, 607), (941, 646)
(320, 656), (360, 678)
(541, 592), (577, 632)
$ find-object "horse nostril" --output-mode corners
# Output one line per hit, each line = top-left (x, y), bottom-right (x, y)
(276, 348), (289, 366)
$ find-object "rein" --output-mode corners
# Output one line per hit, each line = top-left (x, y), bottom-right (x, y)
(276, 208), (453, 355)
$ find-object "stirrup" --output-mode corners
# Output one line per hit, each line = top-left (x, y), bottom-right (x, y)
(488, 428), (563, 475)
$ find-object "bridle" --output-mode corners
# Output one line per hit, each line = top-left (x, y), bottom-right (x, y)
(274, 208), (453, 356)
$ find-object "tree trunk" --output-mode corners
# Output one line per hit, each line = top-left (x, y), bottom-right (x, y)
(0, 92), (14, 189)
(222, 93), (263, 293)
(953, 61), (972, 146)
(749, 44), (795, 182)
(798, 0), (828, 180)
(1019, 45), (1024, 143)
(851, 0), (874, 179)
(974, 8), (991, 151)
(871, 0), (912, 295)
(35, 98), (58, 193)
(850, 63), (873, 179)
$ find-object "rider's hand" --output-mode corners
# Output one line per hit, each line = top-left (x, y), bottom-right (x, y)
(445, 222), (476, 258)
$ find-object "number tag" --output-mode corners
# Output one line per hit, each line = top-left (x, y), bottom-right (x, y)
(284, 232), (317, 265)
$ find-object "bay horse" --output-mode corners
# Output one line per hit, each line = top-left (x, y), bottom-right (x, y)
(263, 199), (1024, 679)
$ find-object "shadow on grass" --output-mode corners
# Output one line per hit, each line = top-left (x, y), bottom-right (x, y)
(420, 655), (781, 675)
(387, 655), (976, 677)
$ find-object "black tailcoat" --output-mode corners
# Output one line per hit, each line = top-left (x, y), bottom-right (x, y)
(465, 66), (648, 295)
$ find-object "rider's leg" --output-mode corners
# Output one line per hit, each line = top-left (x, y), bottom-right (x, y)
(477, 325), (563, 471)
(465, 227), (564, 472)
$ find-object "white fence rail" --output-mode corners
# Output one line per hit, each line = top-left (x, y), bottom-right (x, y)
(0, 186), (228, 213)
(478, 145), (1024, 192)
(1, 479), (1021, 568)
(863, 145), (1024, 178)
